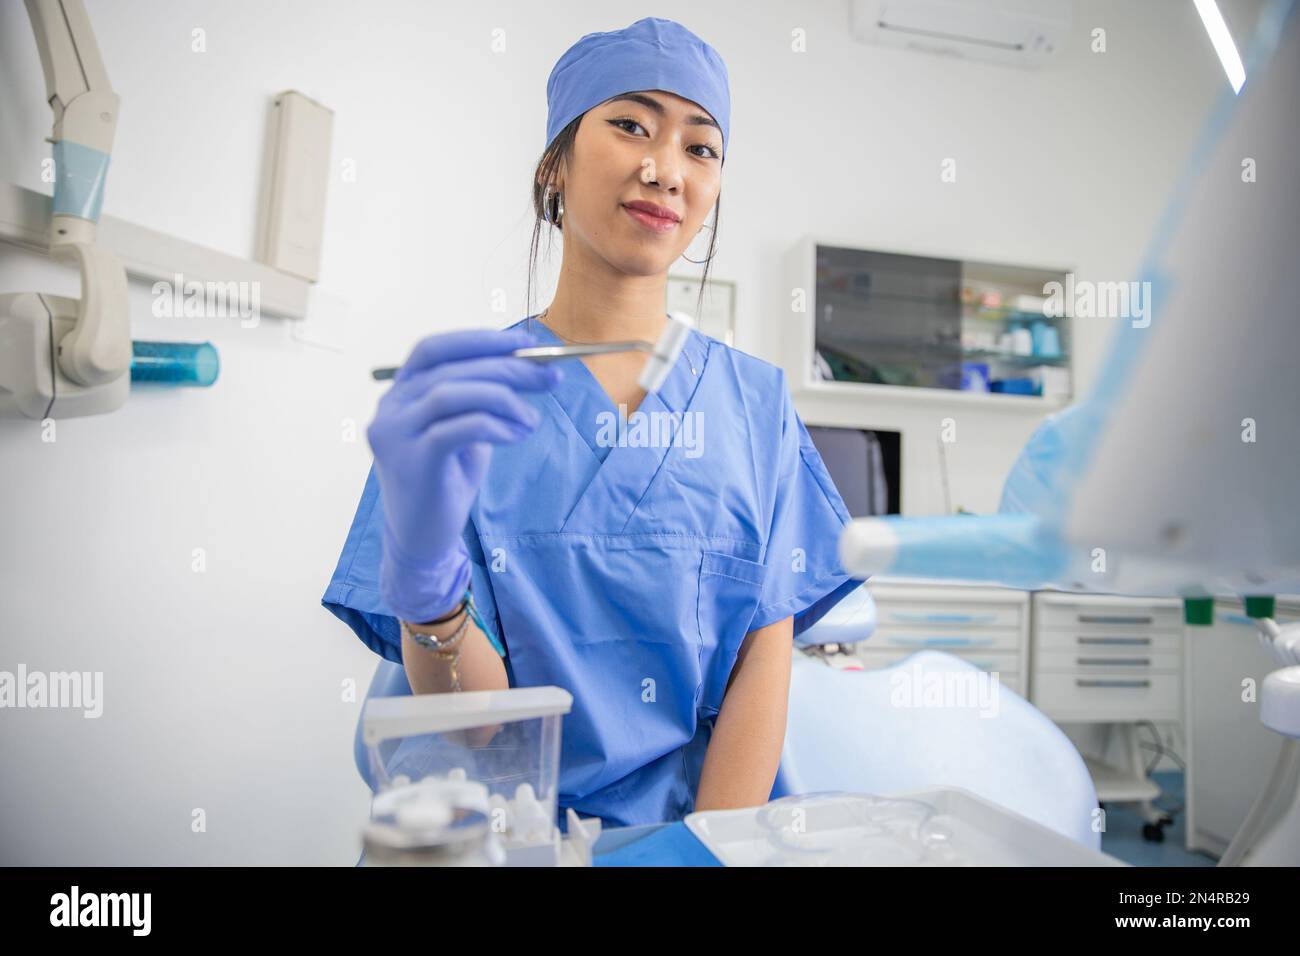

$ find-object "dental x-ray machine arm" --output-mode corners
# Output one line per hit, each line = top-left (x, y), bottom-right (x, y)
(0, 0), (131, 419)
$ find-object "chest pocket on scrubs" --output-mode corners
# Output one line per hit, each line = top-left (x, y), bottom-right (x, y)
(695, 551), (768, 716)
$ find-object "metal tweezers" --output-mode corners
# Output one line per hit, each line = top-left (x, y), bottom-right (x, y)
(371, 341), (652, 381)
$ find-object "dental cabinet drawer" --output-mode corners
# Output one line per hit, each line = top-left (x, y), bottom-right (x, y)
(861, 584), (1030, 695)
(1035, 647), (1182, 673)
(1034, 630), (1183, 653)
(872, 601), (1023, 630)
(870, 626), (1023, 651)
(1035, 597), (1183, 632)
(1029, 592), (1183, 720)
(1030, 672), (1181, 721)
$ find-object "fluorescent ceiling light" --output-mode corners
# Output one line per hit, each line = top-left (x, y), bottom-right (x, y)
(1193, 0), (1247, 93)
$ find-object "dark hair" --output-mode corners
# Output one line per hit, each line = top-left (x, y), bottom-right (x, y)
(525, 114), (722, 323)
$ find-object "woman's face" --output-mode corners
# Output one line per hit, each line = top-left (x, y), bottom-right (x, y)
(556, 90), (723, 277)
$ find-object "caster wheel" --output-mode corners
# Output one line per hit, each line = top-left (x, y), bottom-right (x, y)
(1142, 822), (1166, 843)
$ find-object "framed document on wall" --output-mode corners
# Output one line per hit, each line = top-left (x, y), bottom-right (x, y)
(667, 274), (735, 347)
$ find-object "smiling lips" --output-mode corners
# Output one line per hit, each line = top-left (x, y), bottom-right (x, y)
(622, 200), (681, 234)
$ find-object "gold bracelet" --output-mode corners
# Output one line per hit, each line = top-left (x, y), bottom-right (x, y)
(401, 614), (472, 691)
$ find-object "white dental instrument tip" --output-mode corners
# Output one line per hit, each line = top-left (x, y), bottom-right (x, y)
(638, 311), (694, 393)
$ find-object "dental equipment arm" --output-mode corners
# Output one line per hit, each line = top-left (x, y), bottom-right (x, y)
(0, 0), (131, 419)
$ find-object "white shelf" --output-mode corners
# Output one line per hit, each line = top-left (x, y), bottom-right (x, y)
(796, 377), (1070, 411)
(0, 182), (309, 320)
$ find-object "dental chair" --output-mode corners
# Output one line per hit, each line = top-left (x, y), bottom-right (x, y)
(772, 586), (1101, 849)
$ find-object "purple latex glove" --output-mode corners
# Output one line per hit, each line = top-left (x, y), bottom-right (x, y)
(367, 328), (562, 622)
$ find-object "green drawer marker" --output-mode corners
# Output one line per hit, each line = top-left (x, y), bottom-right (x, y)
(1243, 595), (1275, 619)
(1183, 597), (1215, 626)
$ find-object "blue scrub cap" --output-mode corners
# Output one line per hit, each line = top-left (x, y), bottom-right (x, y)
(545, 17), (730, 156)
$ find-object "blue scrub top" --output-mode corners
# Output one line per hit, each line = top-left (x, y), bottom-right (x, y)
(323, 316), (862, 828)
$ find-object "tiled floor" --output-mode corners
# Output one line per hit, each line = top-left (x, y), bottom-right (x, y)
(1099, 771), (1218, 866)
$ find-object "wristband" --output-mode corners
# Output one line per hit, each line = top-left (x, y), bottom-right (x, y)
(419, 598), (468, 627)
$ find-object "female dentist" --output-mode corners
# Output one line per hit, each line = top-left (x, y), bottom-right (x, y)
(323, 17), (862, 829)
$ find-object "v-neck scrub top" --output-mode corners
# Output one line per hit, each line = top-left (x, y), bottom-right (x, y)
(323, 315), (862, 827)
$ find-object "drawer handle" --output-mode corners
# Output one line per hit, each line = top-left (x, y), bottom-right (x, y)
(1076, 657), (1151, 667)
(885, 636), (994, 648)
(1075, 678), (1151, 688)
(887, 612), (999, 624)
(1077, 636), (1152, 646)
(1076, 614), (1153, 625)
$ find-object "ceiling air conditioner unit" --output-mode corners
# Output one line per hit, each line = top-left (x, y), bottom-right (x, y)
(850, 0), (1072, 69)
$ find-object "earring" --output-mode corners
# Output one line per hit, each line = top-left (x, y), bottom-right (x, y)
(681, 223), (717, 264)
(543, 185), (564, 227)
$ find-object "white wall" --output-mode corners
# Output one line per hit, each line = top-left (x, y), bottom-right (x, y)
(0, 0), (1258, 863)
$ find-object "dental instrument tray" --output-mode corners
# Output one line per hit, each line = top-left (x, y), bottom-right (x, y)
(684, 787), (1125, 866)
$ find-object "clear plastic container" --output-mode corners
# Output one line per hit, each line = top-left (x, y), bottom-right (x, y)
(756, 792), (969, 867)
(361, 687), (571, 861)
